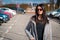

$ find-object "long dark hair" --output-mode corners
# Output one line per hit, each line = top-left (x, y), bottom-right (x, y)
(35, 4), (49, 24)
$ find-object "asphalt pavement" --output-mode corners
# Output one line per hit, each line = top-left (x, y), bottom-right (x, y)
(0, 13), (60, 40)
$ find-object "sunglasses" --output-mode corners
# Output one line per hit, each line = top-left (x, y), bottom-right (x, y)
(37, 9), (43, 11)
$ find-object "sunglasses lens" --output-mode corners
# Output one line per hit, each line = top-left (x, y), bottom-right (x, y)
(37, 9), (43, 11)
(40, 9), (43, 11)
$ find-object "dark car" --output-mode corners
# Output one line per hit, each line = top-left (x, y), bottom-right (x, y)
(0, 13), (10, 23)
(18, 8), (26, 14)
(9, 7), (17, 10)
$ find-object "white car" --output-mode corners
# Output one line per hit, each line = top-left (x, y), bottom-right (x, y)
(51, 8), (60, 15)
(54, 12), (60, 19)
(47, 8), (60, 16)
(50, 11), (58, 15)
(0, 8), (16, 16)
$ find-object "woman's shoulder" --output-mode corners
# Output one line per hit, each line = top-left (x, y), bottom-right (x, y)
(31, 15), (36, 21)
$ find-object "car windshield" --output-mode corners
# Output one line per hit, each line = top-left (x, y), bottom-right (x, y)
(57, 9), (60, 12)
(55, 12), (60, 15)
(1, 8), (7, 10)
(18, 8), (24, 11)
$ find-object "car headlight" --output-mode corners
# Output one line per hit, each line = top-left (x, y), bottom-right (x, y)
(3, 15), (7, 18)
(0, 17), (3, 19)
(24, 10), (26, 12)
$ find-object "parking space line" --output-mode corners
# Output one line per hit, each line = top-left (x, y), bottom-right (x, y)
(5, 26), (12, 34)
(9, 26), (12, 29)
(1, 21), (17, 40)
(0, 15), (19, 40)
(0, 37), (4, 40)
(5, 30), (9, 34)
(5, 22), (15, 34)
(11, 24), (14, 26)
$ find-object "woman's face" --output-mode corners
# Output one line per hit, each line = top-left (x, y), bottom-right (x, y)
(37, 6), (43, 15)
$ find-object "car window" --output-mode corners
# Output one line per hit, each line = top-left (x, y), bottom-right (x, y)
(57, 9), (60, 12)
(18, 8), (24, 11)
(1, 8), (7, 10)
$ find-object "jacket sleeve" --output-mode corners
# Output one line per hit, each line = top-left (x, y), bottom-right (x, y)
(43, 20), (52, 40)
(25, 20), (34, 39)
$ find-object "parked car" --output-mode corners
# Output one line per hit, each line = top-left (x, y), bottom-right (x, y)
(18, 8), (26, 14)
(0, 13), (10, 23)
(0, 8), (16, 16)
(4, 12), (13, 18)
(53, 12), (60, 19)
(0, 19), (3, 25)
(46, 8), (60, 17)
(0, 9), (13, 18)
(46, 11), (51, 16)
(9, 7), (17, 10)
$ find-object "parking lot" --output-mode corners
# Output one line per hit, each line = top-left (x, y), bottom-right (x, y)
(0, 12), (60, 40)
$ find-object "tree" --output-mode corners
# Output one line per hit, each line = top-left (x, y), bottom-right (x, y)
(20, 4), (31, 9)
(50, 0), (54, 10)
(57, 0), (60, 8)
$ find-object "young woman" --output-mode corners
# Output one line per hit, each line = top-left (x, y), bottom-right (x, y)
(25, 4), (52, 40)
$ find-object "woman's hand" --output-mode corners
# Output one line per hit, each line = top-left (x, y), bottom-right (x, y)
(30, 37), (35, 40)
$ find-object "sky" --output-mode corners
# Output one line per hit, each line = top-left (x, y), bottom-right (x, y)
(2, 0), (57, 4)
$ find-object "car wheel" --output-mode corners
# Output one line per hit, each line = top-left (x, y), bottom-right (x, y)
(0, 24), (2, 26)
(0, 21), (2, 26)
(0, 20), (3, 23)
(3, 20), (7, 23)
(59, 16), (60, 20)
(50, 14), (53, 17)
(4, 21), (7, 23)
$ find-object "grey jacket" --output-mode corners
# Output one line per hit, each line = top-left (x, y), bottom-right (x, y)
(25, 18), (52, 40)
